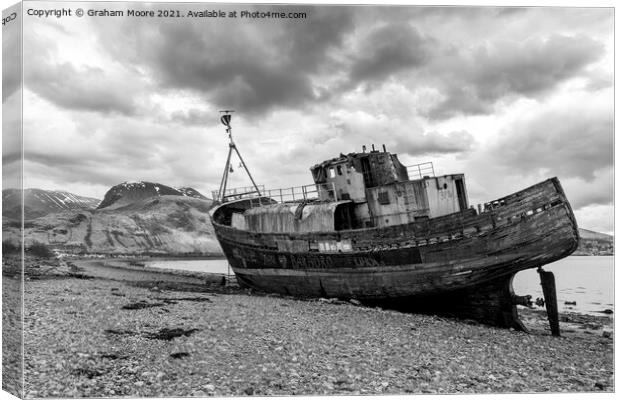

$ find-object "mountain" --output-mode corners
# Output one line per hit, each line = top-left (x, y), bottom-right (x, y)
(2, 188), (101, 220)
(3, 195), (220, 255)
(97, 181), (208, 209)
(98, 182), (182, 209)
(2, 183), (219, 256)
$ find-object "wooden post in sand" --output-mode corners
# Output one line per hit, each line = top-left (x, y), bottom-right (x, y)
(538, 267), (560, 337)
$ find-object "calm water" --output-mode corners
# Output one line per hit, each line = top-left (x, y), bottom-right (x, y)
(513, 256), (614, 315)
(146, 259), (233, 274)
(146, 256), (614, 315)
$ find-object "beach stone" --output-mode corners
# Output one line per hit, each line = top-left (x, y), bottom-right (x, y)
(17, 263), (615, 397)
(601, 330), (611, 338)
(203, 384), (215, 392)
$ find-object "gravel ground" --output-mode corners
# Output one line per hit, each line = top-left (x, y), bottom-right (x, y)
(6, 257), (615, 397)
(2, 270), (23, 397)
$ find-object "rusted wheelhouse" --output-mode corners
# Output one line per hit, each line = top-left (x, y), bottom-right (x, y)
(209, 113), (579, 334)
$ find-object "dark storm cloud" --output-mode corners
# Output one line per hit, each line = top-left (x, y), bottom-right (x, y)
(283, 7), (356, 72)
(568, 174), (613, 210)
(346, 23), (432, 90)
(495, 7), (529, 16)
(585, 72), (613, 92)
(490, 107), (613, 182)
(26, 151), (94, 168)
(2, 152), (20, 166)
(428, 35), (606, 119)
(26, 142), (164, 188)
(142, 22), (317, 113)
(22, 30), (138, 115)
(93, 6), (355, 116)
(26, 62), (137, 115)
(395, 130), (475, 156)
(169, 109), (213, 126)
(24, 149), (128, 187)
(328, 114), (474, 157)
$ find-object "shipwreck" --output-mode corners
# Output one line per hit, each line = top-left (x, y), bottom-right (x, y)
(209, 112), (579, 334)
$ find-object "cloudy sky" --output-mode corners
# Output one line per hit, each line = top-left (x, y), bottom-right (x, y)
(2, 1), (614, 234)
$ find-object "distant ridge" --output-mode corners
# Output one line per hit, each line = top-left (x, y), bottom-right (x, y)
(578, 228), (613, 242)
(576, 228), (613, 256)
(2, 188), (100, 220)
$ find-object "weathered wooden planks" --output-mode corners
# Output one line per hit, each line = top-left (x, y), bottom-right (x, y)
(210, 177), (579, 329)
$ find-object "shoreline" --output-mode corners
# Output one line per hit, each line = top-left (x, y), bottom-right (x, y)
(81, 256), (615, 318)
(3, 255), (614, 396)
(6, 254), (615, 323)
(32, 256), (620, 335)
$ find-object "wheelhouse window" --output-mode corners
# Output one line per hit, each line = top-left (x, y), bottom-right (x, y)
(378, 191), (390, 205)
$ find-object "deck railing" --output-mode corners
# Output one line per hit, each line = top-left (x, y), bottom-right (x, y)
(214, 182), (338, 206)
(406, 162), (435, 180)
(212, 185), (266, 202)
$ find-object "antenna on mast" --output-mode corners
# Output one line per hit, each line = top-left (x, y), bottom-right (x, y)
(216, 111), (262, 203)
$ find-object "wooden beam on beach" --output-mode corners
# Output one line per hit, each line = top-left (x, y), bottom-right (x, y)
(538, 268), (561, 337)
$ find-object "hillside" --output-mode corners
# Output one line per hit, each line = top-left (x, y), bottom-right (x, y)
(575, 228), (613, 256)
(2, 188), (101, 220)
(3, 183), (219, 256)
(578, 228), (613, 242)
(3, 195), (220, 255)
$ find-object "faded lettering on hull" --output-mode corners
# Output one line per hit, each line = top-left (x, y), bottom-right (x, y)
(224, 242), (421, 270)
(291, 255), (334, 269)
(352, 257), (384, 267)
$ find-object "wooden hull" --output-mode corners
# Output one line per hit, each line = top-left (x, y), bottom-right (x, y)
(211, 178), (579, 328)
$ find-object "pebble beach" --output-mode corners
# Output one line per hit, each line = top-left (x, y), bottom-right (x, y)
(3, 256), (615, 397)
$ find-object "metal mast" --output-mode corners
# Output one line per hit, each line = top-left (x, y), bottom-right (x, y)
(216, 111), (261, 203)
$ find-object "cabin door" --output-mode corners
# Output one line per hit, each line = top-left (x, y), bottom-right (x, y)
(334, 203), (353, 231)
(455, 178), (467, 211)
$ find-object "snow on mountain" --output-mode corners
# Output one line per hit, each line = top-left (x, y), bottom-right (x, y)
(176, 187), (208, 200)
(97, 181), (210, 209)
(2, 188), (101, 220)
(97, 181), (183, 209)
